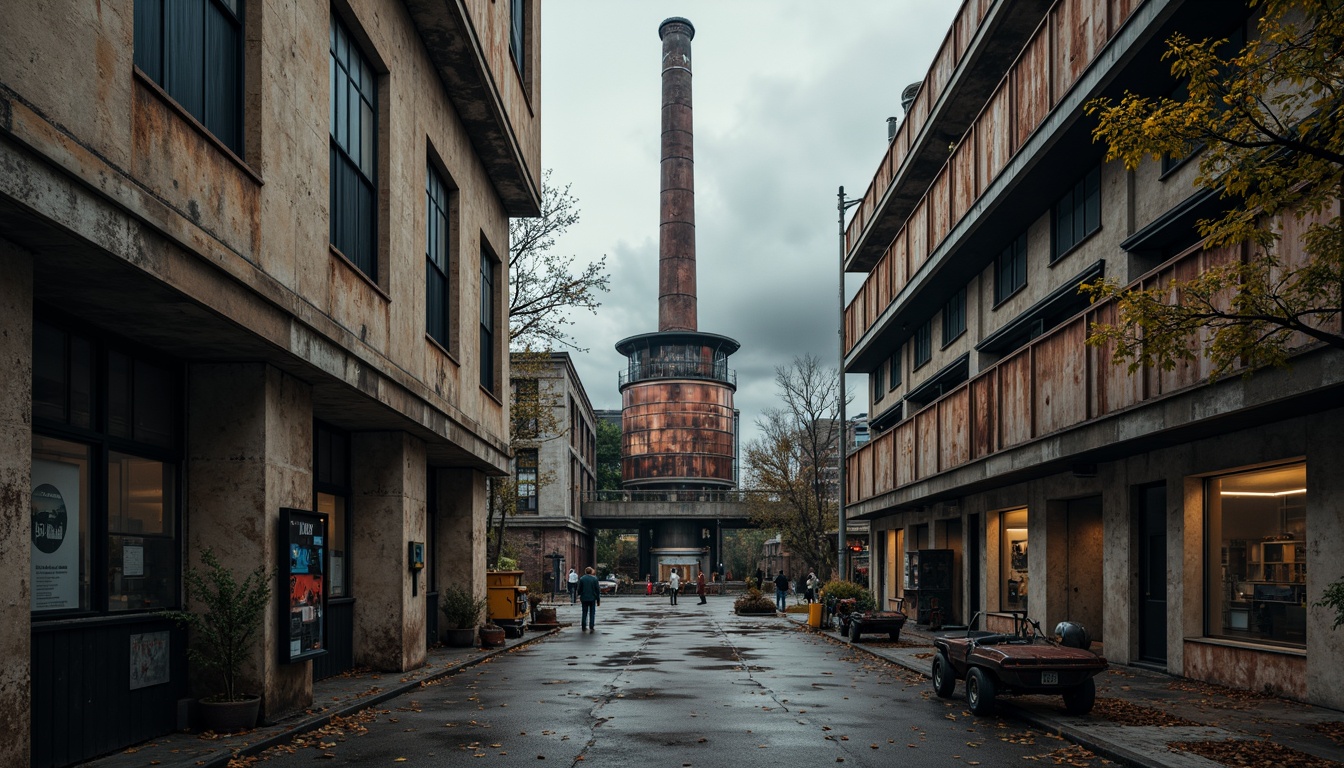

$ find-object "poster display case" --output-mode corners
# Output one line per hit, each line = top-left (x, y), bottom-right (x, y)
(281, 508), (328, 663)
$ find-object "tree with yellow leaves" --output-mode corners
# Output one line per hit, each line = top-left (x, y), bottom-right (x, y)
(1084, 0), (1343, 377)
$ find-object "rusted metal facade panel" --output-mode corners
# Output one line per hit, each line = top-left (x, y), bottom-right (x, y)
(909, 200), (930, 276)
(1033, 319), (1087, 436)
(1087, 302), (1143, 418)
(916, 406), (940, 479)
(857, 440), (875, 500)
(929, 170), (953, 252)
(950, 136), (978, 223)
(891, 230), (909, 299)
(1014, 29), (1051, 153)
(939, 388), (972, 470)
(999, 351), (1033, 449)
(929, 26), (959, 100)
(896, 420), (917, 487)
(971, 373), (997, 458)
(978, 84), (1013, 193)
(874, 429), (895, 496)
(621, 379), (735, 487)
(1109, 0), (1140, 31)
(1052, 0), (1107, 108)
(875, 251), (891, 314)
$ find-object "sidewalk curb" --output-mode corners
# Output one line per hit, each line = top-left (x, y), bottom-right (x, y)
(202, 627), (560, 768)
(800, 622), (1164, 768)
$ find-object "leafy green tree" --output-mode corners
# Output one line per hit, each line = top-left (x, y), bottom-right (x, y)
(1084, 0), (1343, 376)
(595, 418), (622, 491)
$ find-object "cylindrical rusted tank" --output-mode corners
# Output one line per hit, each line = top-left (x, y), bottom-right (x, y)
(658, 16), (696, 333)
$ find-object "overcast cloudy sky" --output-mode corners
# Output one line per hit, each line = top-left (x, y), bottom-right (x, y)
(537, 1), (961, 446)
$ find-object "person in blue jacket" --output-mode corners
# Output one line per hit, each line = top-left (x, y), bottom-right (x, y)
(577, 566), (602, 632)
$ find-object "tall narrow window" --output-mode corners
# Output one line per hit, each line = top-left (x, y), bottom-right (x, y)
(134, 0), (244, 153)
(889, 348), (901, 390)
(516, 449), (538, 512)
(315, 424), (351, 599)
(872, 363), (884, 399)
(426, 165), (451, 347)
(1052, 166), (1101, 261)
(330, 16), (378, 279)
(480, 251), (496, 392)
(913, 320), (932, 369)
(942, 287), (967, 346)
(509, 0), (526, 78)
(995, 232), (1028, 304)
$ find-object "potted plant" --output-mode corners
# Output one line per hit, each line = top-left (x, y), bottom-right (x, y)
(733, 587), (777, 616)
(440, 585), (487, 647)
(479, 621), (506, 648)
(160, 547), (272, 734)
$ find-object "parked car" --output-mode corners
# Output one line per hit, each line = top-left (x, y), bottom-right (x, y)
(931, 613), (1106, 715)
(598, 575), (619, 594)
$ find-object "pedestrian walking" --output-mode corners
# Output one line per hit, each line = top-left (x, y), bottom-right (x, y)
(696, 570), (707, 604)
(567, 568), (579, 604)
(577, 567), (601, 631)
(773, 570), (789, 612)
(646, 574), (653, 595)
(755, 568), (765, 591)
(805, 571), (820, 603)
(668, 569), (680, 605)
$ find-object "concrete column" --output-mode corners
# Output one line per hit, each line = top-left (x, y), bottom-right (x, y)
(1099, 461), (1135, 664)
(1041, 498), (1069, 631)
(0, 241), (34, 768)
(1306, 409), (1344, 710)
(187, 363), (313, 719)
(434, 467), (488, 606)
(351, 432), (428, 672)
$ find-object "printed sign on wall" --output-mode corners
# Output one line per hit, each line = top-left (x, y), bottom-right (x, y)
(282, 508), (327, 663)
(130, 631), (170, 690)
(31, 459), (81, 611)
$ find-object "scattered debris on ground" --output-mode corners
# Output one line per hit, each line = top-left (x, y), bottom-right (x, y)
(1168, 738), (1338, 767)
(1024, 743), (1114, 765)
(1090, 697), (1199, 727)
(1307, 721), (1344, 746)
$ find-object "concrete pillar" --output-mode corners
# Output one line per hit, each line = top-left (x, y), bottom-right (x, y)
(434, 467), (488, 607)
(0, 241), (33, 768)
(351, 432), (428, 672)
(1042, 498), (1069, 631)
(187, 363), (313, 719)
(1306, 410), (1344, 710)
(1099, 461), (1135, 664)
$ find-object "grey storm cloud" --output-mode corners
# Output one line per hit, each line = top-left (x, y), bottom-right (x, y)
(539, 1), (960, 444)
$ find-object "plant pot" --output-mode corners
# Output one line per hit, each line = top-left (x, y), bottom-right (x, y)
(443, 626), (477, 647)
(479, 625), (506, 648)
(198, 694), (261, 734)
(533, 607), (558, 628)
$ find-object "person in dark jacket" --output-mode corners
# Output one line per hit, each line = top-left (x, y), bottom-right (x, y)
(696, 570), (707, 604)
(577, 566), (602, 631)
(773, 570), (790, 612)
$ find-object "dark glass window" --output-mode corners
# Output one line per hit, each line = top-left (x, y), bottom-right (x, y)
(995, 232), (1028, 305)
(329, 16), (378, 279)
(1052, 167), (1101, 261)
(913, 320), (932, 370)
(426, 164), (451, 346)
(315, 424), (351, 598)
(480, 251), (496, 391)
(889, 349), (901, 390)
(133, 0), (243, 153)
(943, 287), (967, 346)
(509, 0), (525, 78)
(873, 363), (884, 398)
(31, 319), (181, 616)
(516, 449), (538, 513)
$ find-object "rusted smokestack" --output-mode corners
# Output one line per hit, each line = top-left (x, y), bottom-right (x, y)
(658, 17), (697, 332)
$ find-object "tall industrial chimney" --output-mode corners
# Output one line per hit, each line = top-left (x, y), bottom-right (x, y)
(658, 17), (697, 333)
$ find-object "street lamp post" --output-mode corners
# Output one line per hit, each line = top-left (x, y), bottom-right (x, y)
(837, 186), (862, 581)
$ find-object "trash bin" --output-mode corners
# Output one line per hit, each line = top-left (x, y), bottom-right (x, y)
(807, 602), (823, 628)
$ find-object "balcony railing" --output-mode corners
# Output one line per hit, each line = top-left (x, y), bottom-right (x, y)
(619, 359), (736, 387)
(582, 489), (775, 504)
(843, 233), (1333, 507)
(844, 0), (1144, 356)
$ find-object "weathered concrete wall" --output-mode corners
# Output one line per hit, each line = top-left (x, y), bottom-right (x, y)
(351, 432), (428, 672)
(0, 241), (33, 768)
(435, 467), (488, 605)
(1305, 414), (1344, 709)
(1184, 641), (1306, 699)
(187, 363), (313, 719)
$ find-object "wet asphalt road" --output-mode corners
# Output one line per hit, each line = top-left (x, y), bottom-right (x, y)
(251, 597), (1108, 767)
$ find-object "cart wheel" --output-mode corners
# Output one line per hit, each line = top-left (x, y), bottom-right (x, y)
(931, 652), (956, 698)
(1062, 677), (1096, 715)
(966, 667), (997, 715)
(848, 619), (863, 643)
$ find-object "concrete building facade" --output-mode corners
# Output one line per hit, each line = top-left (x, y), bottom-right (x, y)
(506, 352), (597, 591)
(842, 0), (1343, 707)
(1, 1), (540, 765)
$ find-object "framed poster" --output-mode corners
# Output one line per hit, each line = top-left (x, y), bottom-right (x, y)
(280, 508), (328, 663)
(31, 459), (82, 611)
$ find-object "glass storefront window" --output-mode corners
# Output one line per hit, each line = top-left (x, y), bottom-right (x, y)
(31, 436), (92, 612)
(1000, 508), (1028, 611)
(318, 492), (348, 597)
(107, 453), (177, 611)
(1206, 463), (1307, 647)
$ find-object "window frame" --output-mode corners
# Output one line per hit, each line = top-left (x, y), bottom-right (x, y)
(1050, 166), (1101, 263)
(942, 287), (967, 347)
(426, 162), (453, 350)
(872, 362), (884, 400)
(133, 0), (246, 155)
(515, 448), (538, 513)
(479, 249), (499, 394)
(889, 348), (901, 390)
(913, 320), (932, 370)
(994, 232), (1028, 306)
(329, 14), (380, 281)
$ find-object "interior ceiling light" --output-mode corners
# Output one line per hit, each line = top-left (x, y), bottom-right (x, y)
(1220, 489), (1306, 497)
